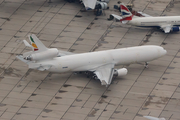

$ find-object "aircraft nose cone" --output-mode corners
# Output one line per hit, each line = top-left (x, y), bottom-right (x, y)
(162, 48), (167, 55)
(159, 47), (167, 56)
(163, 49), (167, 55)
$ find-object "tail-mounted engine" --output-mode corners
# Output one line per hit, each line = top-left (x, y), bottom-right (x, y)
(114, 68), (128, 77)
(95, 0), (109, 16)
(24, 48), (59, 61)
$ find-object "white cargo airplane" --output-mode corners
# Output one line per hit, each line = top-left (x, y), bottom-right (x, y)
(144, 116), (166, 120)
(111, 3), (180, 33)
(16, 34), (166, 86)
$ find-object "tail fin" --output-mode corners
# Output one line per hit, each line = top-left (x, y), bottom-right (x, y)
(28, 34), (48, 52)
(144, 116), (166, 120)
(120, 3), (133, 21)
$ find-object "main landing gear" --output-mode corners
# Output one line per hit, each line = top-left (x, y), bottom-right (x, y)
(145, 62), (149, 68)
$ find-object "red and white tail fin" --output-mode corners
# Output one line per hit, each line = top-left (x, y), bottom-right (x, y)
(120, 3), (133, 21)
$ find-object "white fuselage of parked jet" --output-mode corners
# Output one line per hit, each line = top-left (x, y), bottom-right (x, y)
(111, 3), (180, 33)
(36, 45), (166, 73)
(17, 34), (167, 86)
(128, 16), (180, 27)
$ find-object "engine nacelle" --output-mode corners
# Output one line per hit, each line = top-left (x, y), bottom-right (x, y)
(25, 48), (59, 61)
(114, 68), (128, 77)
(96, 1), (108, 10)
(171, 26), (180, 32)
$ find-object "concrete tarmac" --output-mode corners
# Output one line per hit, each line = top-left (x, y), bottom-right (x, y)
(0, 0), (180, 120)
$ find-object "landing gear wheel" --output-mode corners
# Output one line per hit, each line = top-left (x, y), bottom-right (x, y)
(145, 62), (149, 68)
(95, 9), (102, 16)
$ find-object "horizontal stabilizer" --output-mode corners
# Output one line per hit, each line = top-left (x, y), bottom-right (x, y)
(16, 55), (52, 71)
(23, 40), (32, 47)
(28, 62), (52, 71)
(16, 55), (31, 64)
(111, 14), (122, 20)
(122, 20), (128, 24)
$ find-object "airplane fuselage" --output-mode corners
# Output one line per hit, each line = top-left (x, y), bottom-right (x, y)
(38, 45), (166, 73)
(128, 16), (180, 27)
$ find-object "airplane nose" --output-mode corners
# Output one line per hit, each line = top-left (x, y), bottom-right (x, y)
(163, 49), (167, 55)
(160, 47), (167, 56)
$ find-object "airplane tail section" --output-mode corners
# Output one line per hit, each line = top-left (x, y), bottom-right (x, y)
(28, 34), (48, 52)
(120, 3), (133, 21)
(110, 3), (133, 24)
(16, 34), (75, 71)
(82, 0), (97, 10)
(21, 34), (74, 61)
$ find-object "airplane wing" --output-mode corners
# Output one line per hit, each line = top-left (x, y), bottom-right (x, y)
(144, 116), (166, 120)
(137, 12), (152, 17)
(160, 24), (172, 33)
(94, 63), (115, 86)
(82, 0), (97, 10)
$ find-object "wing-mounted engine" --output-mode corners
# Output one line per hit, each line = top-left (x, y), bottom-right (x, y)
(171, 26), (180, 32)
(24, 48), (59, 61)
(95, 0), (109, 16)
(114, 68), (128, 77)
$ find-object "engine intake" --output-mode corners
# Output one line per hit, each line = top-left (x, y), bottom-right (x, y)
(96, 1), (108, 10)
(114, 68), (128, 77)
(25, 48), (59, 61)
(171, 26), (180, 32)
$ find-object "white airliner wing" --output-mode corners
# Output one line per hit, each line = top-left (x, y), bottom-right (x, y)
(144, 116), (166, 120)
(137, 12), (152, 17)
(160, 25), (172, 33)
(82, 0), (97, 9)
(94, 64), (115, 86)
